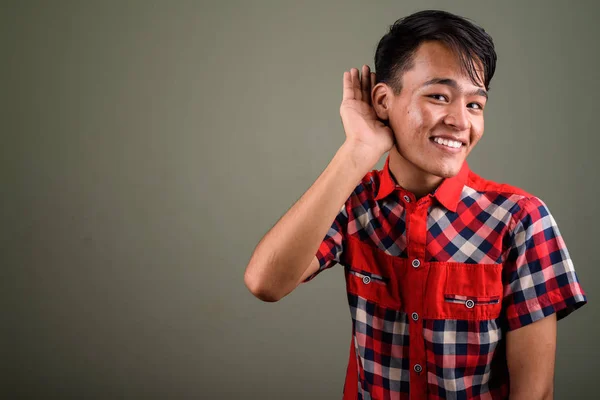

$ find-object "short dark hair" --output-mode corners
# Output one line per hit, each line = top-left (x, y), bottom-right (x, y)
(374, 10), (497, 93)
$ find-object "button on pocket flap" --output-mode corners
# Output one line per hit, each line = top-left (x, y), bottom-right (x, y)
(344, 237), (402, 309)
(424, 262), (504, 320)
(444, 294), (500, 306)
(345, 266), (401, 309)
(348, 269), (388, 285)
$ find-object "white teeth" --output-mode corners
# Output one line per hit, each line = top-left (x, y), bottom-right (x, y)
(433, 137), (462, 148)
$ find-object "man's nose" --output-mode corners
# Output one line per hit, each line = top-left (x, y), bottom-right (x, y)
(443, 103), (471, 131)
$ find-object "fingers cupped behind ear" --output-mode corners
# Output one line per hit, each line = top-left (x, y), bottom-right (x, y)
(343, 67), (375, 102)
(351, 68), (361, 100)
(361, 65), (371, 104)
(343, 71), (354, 101)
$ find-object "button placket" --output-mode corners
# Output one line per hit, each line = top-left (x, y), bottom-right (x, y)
(404, 191), (429, 395)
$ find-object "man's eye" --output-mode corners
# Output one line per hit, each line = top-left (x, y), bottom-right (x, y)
(468, 102), (484, 110)
(428, 94), (448, 101)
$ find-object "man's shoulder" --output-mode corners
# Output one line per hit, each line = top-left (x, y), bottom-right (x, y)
(465, 169), (533, 198)
(463, 169), (554, 221)
(334, 169), (385, 214)
(344, 168), (381, 198)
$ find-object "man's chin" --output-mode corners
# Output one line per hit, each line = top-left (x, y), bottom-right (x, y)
(438, 169), (460, 179)
(427, 163), (462, 179)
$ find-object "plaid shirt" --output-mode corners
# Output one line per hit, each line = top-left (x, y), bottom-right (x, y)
(303, 155), (587, 400)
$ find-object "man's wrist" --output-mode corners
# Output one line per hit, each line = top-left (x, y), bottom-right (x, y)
(338, 140), (384, 175)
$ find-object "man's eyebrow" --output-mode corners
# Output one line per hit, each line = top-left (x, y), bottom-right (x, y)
(422, 77), (488, 99)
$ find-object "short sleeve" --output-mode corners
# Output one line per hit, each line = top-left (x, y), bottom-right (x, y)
(501, 196), (587, 331)
(302, 203), (349, 283)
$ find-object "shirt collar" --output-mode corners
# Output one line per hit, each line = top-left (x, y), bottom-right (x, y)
(374, 154), (469, 212)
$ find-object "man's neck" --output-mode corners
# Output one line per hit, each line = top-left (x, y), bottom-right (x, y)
(388, 147), (444, 200)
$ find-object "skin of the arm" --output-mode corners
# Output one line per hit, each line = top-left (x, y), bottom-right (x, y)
(506, 313), (557, 400)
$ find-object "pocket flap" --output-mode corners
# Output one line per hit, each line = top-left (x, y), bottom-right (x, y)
(344, 236), (402, 309)
(444, 294), (500, 306)
(424, 262), (503, 321)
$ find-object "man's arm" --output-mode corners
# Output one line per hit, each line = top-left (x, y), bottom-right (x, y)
(244, 65), (394, 302)
(244, 142), (374, 302)
(506, 313), (557, 400)
(501, 195), (587, 399)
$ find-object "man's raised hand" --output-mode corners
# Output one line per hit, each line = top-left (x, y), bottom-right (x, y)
(340, 65), (394, 163)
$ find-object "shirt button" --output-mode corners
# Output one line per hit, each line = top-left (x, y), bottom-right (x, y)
(362, 276), (371, 285)
(411, 259), (421, 268)
(411, 312), (419, 321)
(403, 195), (411, 202)
(465, 299), (475, 309)
(414, 364), (423, 373)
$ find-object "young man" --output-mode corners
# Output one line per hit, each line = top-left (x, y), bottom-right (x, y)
(244, 10), (586, 400)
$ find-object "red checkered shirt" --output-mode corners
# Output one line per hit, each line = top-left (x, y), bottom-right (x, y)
(303, 155), (587, 400)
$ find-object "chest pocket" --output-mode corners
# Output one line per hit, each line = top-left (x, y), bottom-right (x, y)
(425, 262), (503, 321)
(343, 236), (403, 310)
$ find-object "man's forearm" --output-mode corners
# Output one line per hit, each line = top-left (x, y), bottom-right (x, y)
(244, 142), (378, 301)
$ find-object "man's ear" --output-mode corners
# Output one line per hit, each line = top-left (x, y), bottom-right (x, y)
(372, 83), (391, 122)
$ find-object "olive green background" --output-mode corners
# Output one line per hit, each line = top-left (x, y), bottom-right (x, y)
(3, 1), (598, 398)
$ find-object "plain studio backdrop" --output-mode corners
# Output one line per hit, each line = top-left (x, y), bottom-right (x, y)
(3, 1), (599, 399)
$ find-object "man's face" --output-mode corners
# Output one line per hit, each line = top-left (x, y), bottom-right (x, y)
(386, 41), (487, 179)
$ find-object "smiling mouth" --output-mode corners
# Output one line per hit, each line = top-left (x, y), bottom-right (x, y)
(430, 137), (465, 152)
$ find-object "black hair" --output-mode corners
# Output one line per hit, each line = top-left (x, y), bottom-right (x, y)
(374, 10), (497, 93)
